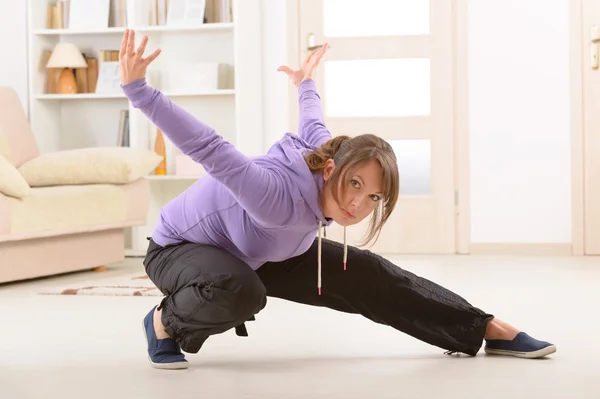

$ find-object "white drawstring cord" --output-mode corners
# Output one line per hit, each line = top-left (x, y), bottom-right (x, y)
(318, 220), (322, 295)
(343, 226), (347, 270)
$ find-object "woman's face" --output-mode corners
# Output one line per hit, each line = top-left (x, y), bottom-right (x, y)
(321, 159), (383, 226)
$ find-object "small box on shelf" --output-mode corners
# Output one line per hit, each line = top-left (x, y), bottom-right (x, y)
(157, 63), (233, 93)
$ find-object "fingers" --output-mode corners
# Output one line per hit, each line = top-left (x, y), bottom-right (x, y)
(302, 48), (319, 67)
(277, 65), (293, 77)
(120, 29), (157, 64)
(127, 29), (135, 55)
(310, 43), (329, 67)
(315, 43), (329, 59)
(143, 48), (162, 66)
(119, 29), (129, 59)
(136, 35), (149, 58)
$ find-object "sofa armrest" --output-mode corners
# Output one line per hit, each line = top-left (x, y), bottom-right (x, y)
(0, 192), (10, 237)
(19, 147), (162, 187)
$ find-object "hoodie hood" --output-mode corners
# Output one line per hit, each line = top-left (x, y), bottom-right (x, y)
(268, 132), (347, 295)
(266, 132), (331, 224)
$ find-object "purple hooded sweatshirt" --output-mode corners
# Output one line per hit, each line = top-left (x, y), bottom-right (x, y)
(122, 78), (337, 272)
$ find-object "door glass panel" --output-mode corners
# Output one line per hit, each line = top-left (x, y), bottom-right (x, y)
(323, 0), (430, 37)
(388, 139), (431, 195)
(324, 58), (430, 117)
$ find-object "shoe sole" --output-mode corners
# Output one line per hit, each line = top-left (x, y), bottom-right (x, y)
(484, 344), (557, 359)
(142, 318), (189, 370)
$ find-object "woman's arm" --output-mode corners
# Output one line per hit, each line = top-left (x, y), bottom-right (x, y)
(122, 78), (295, 227)
(118, 29), (295, 227)
(278, 43), (332, 148)
(298, 79), (332, 148)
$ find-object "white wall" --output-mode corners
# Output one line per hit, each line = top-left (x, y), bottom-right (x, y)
(468, 0), (571, 243)
(260, 0), (291, 150)
(0, 0), (28, 116)
(261, 0), (573, 245)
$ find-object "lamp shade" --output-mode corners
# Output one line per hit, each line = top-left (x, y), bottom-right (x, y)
(46, 43), (88, 69)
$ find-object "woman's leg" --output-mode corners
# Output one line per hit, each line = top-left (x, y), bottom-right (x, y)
(142, 238), (267, 369)
(256, 238), (555, 358)
(485, 318), (519, 340)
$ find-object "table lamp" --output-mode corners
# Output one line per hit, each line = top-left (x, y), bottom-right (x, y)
(46, 43), (88, 94)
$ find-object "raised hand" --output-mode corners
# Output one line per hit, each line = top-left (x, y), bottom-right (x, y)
(277, 42), (329, 87)
(119, 29), (162, 86)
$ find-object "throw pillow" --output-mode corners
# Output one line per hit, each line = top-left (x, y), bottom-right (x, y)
(0, 154), (31, 198)
(19, 147), (163, 187)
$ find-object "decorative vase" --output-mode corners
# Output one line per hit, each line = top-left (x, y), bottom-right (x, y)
(154, 128), (167, 175)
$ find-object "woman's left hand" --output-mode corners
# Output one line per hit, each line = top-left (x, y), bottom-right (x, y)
(278, 43), (329, 87)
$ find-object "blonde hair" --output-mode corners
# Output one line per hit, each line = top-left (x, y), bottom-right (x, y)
(305, 134), (399, 246)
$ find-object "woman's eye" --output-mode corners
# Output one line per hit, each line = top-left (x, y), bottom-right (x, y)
(370, 195), (381, 202)
(351, 179), (360, 188)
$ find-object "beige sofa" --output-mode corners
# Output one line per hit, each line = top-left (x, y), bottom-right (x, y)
(0, 86), (161, 284)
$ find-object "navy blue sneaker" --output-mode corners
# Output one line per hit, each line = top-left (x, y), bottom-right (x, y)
(142, 306), (188, 369)
(485, 332), (556, 359)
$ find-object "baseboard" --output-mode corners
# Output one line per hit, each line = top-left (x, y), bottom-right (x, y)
(469, 243), (573, 256)
(125, 248), (146, 257)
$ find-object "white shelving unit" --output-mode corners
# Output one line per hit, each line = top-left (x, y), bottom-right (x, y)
(27, 0), (263, 256)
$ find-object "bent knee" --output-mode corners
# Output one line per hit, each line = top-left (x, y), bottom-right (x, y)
(229, 271), (267, 315)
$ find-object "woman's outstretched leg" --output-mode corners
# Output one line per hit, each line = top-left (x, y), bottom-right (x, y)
(485, 318), (519, 340)
(257, 238), (555, 358)
(483, 318), (555, 358)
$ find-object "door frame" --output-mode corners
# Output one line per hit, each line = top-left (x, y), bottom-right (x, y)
(570, 0), (585, 256)
(284, 0), (471, 254)
(453, 0), (470, 254)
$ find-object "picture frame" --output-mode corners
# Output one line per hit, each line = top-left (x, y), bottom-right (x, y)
(167, 0), (207, 26)
(68, 0), (111, 30)
(95, 61), (121, 94)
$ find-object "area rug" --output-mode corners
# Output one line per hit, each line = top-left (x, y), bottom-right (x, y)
(39, 273), (162, 297)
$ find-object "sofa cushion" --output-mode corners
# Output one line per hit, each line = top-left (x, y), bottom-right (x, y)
(19, 147), (162, 187)
(6, 184), (128, 238)
(0, 154), (31, 198)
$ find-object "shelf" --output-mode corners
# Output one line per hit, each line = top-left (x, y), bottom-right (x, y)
(33, 27), (127, 35)
(163, 90), (236, 97)
(145, 175), (204, 181)
(136, 23), (234, 33)
(32, 23), (234, 36)
(32, 22), (233, 36)
(35, 93), (126, 100)
(125, 248), (146, 257)
(35, 90), (234, 100)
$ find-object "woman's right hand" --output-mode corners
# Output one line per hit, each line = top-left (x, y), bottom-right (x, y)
(278, 42), (329, 87)
(119, 29), (162, 86)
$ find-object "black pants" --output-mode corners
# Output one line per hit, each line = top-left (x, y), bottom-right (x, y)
(143, 237), (494, 356)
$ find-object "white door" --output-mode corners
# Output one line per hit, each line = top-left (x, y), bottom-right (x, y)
(583, 0), (600, 254)
(298, 0), (456, 254)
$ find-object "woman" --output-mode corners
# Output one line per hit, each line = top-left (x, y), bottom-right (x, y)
(119, 30), (555, 370)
